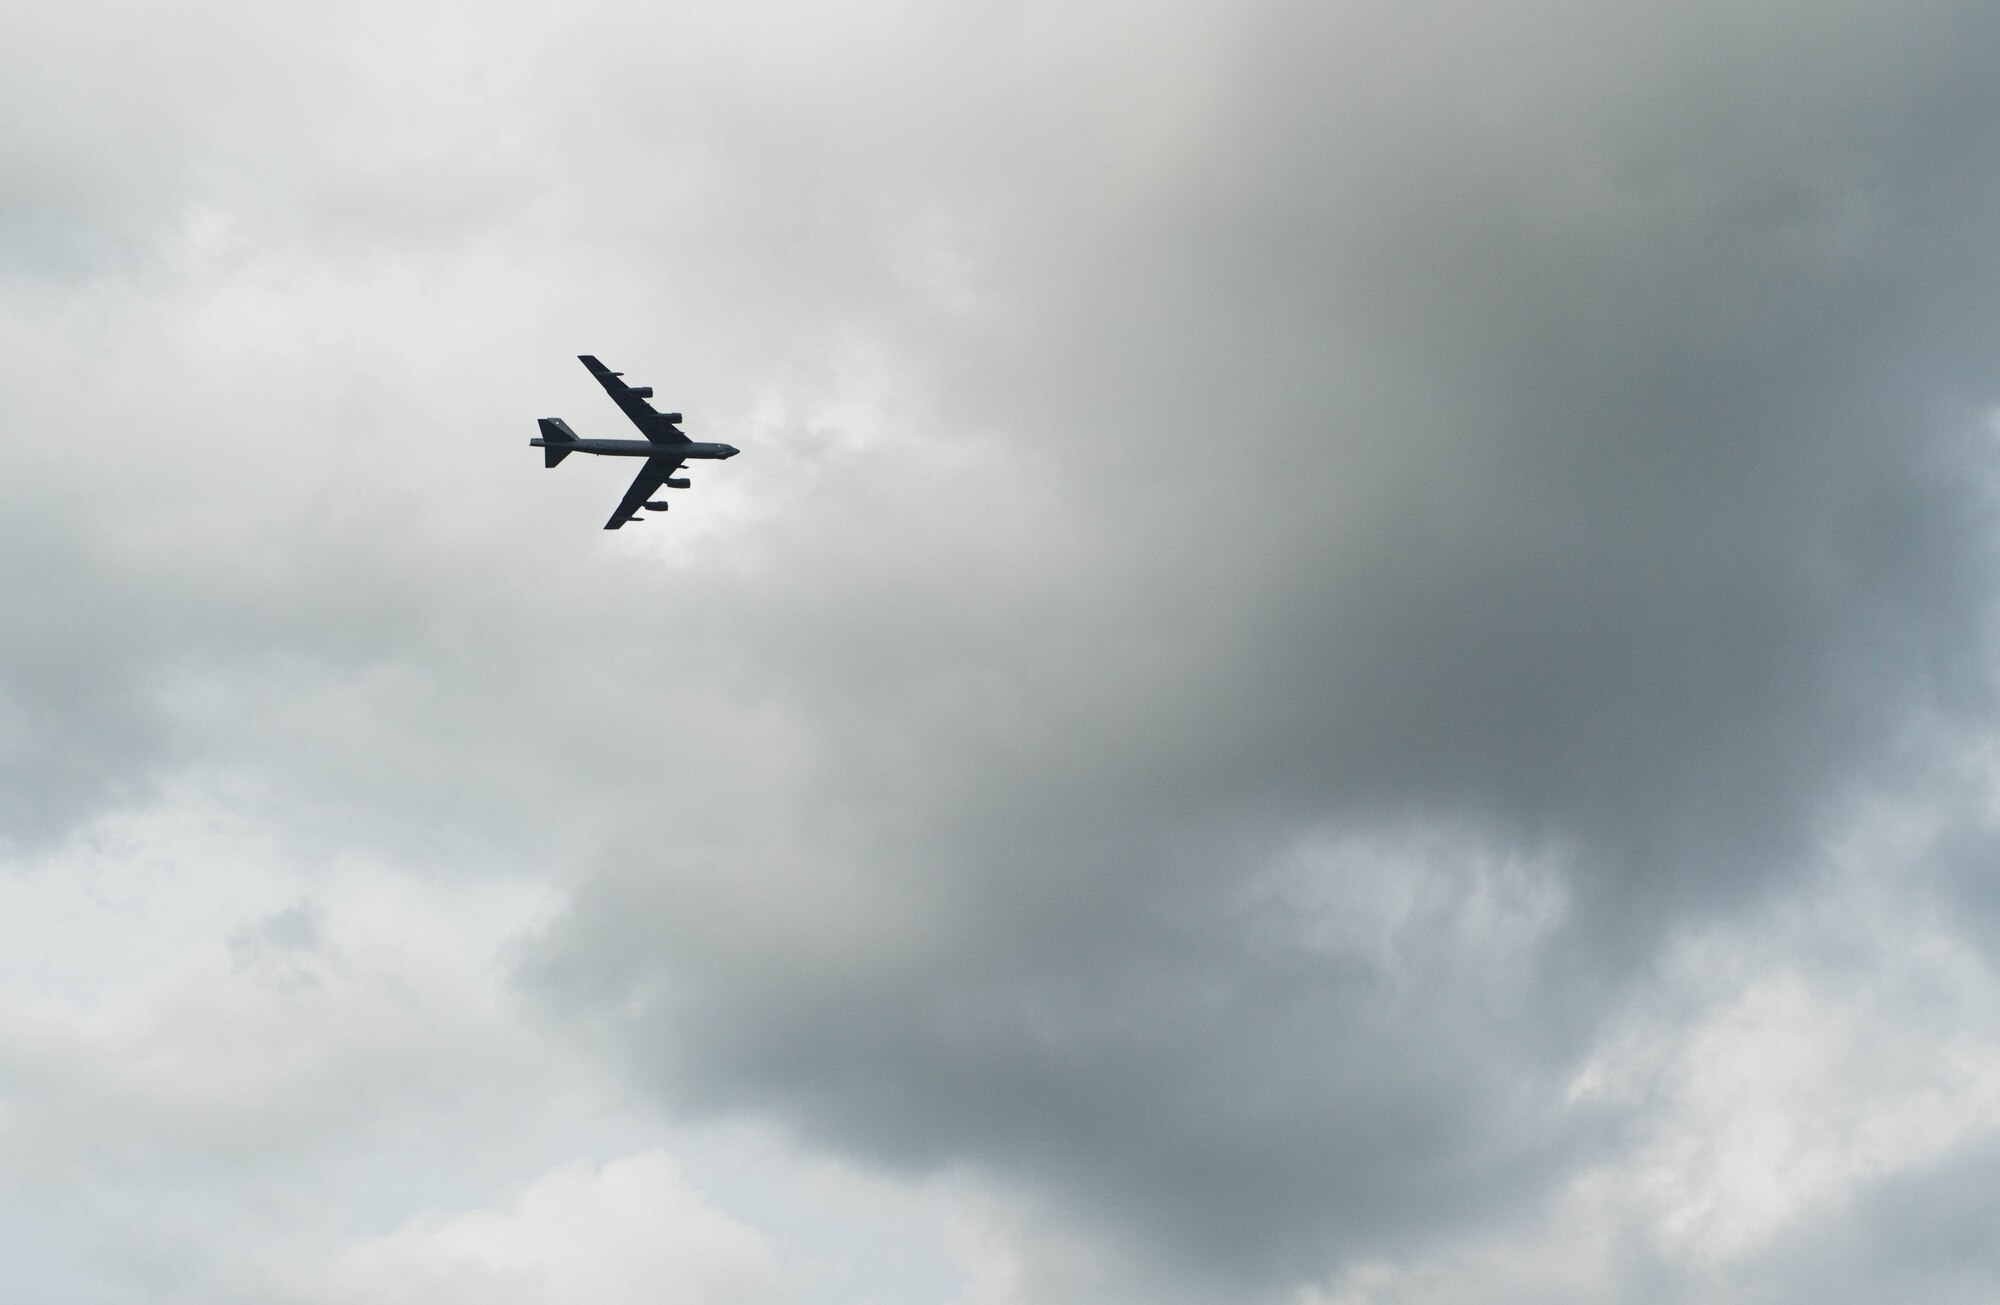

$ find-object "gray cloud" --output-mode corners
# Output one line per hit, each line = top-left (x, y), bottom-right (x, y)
(1739, 1140), (2000, 1304)
(517, 0), (2000, 1286)
(8, 0), (2000, 1299)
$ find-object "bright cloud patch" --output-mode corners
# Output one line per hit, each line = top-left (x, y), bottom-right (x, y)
(287, 1153), (785, 1305)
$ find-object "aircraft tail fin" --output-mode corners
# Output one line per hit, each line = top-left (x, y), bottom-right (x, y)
(538, 417), (579, 467)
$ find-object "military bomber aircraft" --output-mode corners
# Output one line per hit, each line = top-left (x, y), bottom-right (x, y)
(532, 355), (739, 528)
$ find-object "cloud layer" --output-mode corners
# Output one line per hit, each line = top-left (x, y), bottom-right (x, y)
(6, 1), (2000, 1301)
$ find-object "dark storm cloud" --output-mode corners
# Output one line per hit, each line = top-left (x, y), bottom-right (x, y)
(521, 0), (2000, 1286)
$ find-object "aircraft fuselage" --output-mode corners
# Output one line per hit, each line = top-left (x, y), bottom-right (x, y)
(531, 437), (740, 459)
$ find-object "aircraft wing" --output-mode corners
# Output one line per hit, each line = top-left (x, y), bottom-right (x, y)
(604, 454), (685, 530)
(579, 355), (689, 444)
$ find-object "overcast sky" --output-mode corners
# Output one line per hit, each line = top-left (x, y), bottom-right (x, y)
(7, 1), (2000, 1301)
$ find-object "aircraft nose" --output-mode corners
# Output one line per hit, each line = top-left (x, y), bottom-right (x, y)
(724, 445), (741, 458)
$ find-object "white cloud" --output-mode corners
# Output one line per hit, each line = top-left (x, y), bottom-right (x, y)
(282, 1152), (787, 1305)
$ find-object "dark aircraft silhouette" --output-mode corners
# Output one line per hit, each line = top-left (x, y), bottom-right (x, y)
(531, 355), (740, 528)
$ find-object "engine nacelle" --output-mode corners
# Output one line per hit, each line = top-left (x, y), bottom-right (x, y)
(643, 500), (670, 510)
(665, 477), (690, 489)
(659, 412), (683, 423)
(629, 386), (654, 399)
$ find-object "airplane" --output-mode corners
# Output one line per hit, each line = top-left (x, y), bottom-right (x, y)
(531, 355), (740, 529)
